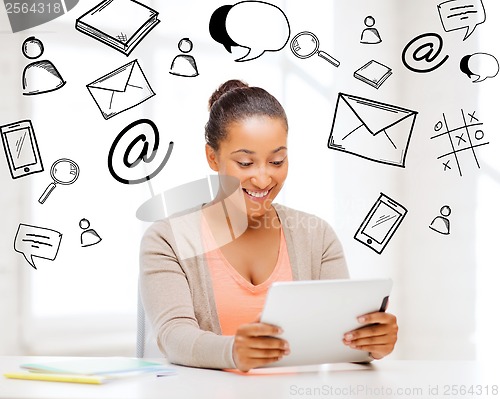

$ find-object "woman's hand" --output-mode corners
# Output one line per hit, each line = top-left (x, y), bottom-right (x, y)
(343, 312), (398, 360)
(232, 322), (289, 372)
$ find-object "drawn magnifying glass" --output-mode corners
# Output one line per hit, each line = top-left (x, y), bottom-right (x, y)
(290, 31), (340, 67)
(38, 158), (80, 204)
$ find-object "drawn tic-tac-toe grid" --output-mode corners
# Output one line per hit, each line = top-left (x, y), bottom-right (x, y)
(431, 109), (490, 177)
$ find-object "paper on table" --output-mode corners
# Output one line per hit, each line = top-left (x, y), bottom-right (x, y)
(21, 357), (174, 376)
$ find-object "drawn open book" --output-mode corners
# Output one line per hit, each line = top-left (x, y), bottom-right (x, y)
(75, 0), (160, 56)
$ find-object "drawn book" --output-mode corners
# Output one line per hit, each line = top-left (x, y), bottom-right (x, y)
(75, 0), (160, 55)
(354, 60), (392, 89)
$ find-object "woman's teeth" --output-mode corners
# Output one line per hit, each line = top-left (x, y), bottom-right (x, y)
(244, 189), (269, 198)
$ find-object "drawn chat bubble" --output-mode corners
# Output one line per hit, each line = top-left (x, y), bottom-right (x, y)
(437, 0), (486, 41)
(210, 1), (290, 62)
(14, 224), (62, 269)
(460, 53), (499, 82)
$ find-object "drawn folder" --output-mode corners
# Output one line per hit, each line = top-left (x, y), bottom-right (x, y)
(75, 0), (160, 56)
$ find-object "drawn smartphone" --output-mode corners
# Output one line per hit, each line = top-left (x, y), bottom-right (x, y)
(354, 193), (407, 254)
(1, 120), (43, 179)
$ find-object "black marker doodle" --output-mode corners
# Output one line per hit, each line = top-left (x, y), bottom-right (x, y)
(170, 38), (199, 77)
(14, 223), (62, 269)
(460, 53), (499, 83)
(1, 119), (44, 179)
(290, 31), (340, 67)
(6, 0), (79, 33)
(438, 0), (485, 41)
(75, 0), (160, 56)
(353, 60), (392, 89)
(22, 36), (65, 95)
(431, 110), (489, 177)
(354, 193), (407, 254)
(360, 16), (382, 44)
(38, 158), (80, 204)
(429, 205), (452, 235)
(209, 1), (290, 62)
(108, 119), (173, 185)
(402, 33), (449, 73)
(87, 60), (155, 120)
(79, 218), (102, 247)
(327, 93), (417, 167)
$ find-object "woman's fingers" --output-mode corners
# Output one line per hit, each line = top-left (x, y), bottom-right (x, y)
(233, 322), (289, 371)
(343, 311), (398, 360)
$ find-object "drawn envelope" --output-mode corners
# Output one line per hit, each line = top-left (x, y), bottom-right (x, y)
(87, 60), (155, 120)
(327, 93), (417, 167)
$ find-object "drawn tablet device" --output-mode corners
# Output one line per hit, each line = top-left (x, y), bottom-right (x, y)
(1, 120), (43, 179)
(354, 193), (407, 254)
(259, 278), (392, 367)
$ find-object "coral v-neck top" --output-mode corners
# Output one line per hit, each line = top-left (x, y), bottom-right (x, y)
(203, 225), (293, 336)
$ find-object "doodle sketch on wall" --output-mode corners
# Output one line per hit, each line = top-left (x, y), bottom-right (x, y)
(75, 0), (160, 56)
(86, 60), (155, 120)
(327, 93), (417, 167)
(354, 193), (408, 254)
(1, 119), (44, 179)
(460, 52), (499, 83)
(429, 205), (452, 235)
(14, 224), (63, 270)
(108, 119), (174, 185)
(170, 38), (200, 77)
(360, 16), (382, 44)
(22, 36), (66, 96)
(438, 0), (486, 41)
(402, 32), (449, 73)
(289, 31), (340, 67)
(431, 110), (489, 177)
(38, 158), (80, 204)
(209, 1), (290, 62)
(353, 60), (392, 89)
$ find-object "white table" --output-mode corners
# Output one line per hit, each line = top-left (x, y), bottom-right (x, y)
(0, 357), (498, 399)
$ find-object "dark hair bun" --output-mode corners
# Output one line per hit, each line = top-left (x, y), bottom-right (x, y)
(208, 79), (249, 110)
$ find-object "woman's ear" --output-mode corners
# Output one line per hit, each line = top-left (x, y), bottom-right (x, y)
(205, 144), (219, 171)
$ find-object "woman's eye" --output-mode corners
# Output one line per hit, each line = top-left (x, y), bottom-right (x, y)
(237, 161), (252, 167)
(271, 160), (285, 166)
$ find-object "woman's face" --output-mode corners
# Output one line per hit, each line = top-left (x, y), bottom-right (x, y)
(206, 115), (288, 220)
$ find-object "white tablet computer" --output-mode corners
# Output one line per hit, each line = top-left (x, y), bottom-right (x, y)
(259, 278), (392, 367)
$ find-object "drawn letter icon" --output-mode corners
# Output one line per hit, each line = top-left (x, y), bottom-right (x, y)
(87, 60), (155, 120)
(327, 93), (417, 167)
(14, 224), (63, 269)
(438, 0), (486, 41)
(209, 1), (290, 62)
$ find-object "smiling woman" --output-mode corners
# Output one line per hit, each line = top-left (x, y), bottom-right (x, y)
(139, 79), (399, 372)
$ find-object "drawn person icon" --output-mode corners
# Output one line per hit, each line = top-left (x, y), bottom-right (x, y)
(79, 218), (102, 247)
(429, 205), (451, 235)
(360, 16), (382, 44)
(22, 36), (66, 95)
(169, 38), (199, 77)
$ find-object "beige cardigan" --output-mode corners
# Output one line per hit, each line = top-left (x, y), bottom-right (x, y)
(139, 203), (349, 369)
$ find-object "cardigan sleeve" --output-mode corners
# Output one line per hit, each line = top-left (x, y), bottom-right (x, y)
(139, 220), (236, 369)
(319, 218), (350, 280)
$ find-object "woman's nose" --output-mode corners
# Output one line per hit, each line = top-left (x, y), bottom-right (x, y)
(250, 168), (272, 189)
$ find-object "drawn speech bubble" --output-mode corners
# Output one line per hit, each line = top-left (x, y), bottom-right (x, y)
(438, 0), (486, 41)
(209, 1), (290, 62)
(460, 53), (499, 82)
(14, 224), (62, 269)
